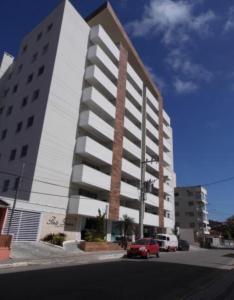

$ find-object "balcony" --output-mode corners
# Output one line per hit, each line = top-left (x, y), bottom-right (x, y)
(164, 183), (173, 195)
(119, 206), (139, 223)
(146, 104), (159, 125)
(146, 137), (159, 156)
(164, 217), (174, 228)
(163, 152), (171, 167)
(68, 196), (108, 217)
(127, 63), (143, 91)
(164, 167), (172, 179)
(125, 98), (142, 124)
(122, 158), (140, 180)
(146, 120), (159, 140)
(164, 200), (174, 211)
(145, 193), (159, 207)
(85, 65), (117, 100)
(75, 136), (112, 166)
(71, 164), (111, 191)
(126, 80), (142, 107)
(82, 87), (115, 120)
(163, 124), (171, 139)
(123, 137), (141, 160)
(144, 213), (159, 227)
(146, 88), (159, 111)
(145, 172), (159, 189)
(79, 110), (114, 142)
(90, 25), (120, 62)
(163, 138), (172, 152)
(87, 45), (118, 81)
(124, 117), (141, 141)
(120, 181), (139, 200)
(163, 110), (170, 126)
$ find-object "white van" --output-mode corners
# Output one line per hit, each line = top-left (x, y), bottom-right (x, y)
(156, 234), (178, 251)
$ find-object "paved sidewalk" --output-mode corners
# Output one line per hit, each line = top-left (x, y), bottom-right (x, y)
(0, 250), (125, 272)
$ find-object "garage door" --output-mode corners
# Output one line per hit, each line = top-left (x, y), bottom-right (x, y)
(3, 209), (41, 241)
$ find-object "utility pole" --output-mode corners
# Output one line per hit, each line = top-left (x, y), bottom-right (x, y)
(7, 163), (25, 235)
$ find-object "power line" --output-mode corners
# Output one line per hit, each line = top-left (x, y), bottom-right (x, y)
(202, 176), (234, 187)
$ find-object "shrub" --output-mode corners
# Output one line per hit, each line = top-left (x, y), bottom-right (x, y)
(42, 232), (66, 246)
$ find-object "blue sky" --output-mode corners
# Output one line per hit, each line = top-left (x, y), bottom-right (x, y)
(0, 0), (233, 221)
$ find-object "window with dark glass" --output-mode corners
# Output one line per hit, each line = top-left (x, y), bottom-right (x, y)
(16, 121), (23, 133)
(13, 177), (20, 191)
(2, 179), (10, 192)
(20, 145), (28, 157)
(38, 66), (45, 76)
(36, 32), (43, 41)
(22, 44), (27, 54)
(4, 88), (9, 97)
(9, 149), (17, 161)
(0, 106), (4, 114)
(17, 64), (23, 74)
(42, 43), (49, 55)
(32, 89), (40, 101)
(21, 96), (28, 108)
(32, 52), (38, 63)
(6, 106), (13, 116)
(27, 116), (34, 128)
(12, 84), (18, 93)
(47, 23), (53, 32)
(1, 129), (7, 140)
(27, 73), (33, 84)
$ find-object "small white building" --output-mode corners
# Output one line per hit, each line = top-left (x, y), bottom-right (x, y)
(0, 1), (176, 241)
(175, 186), (210, 238)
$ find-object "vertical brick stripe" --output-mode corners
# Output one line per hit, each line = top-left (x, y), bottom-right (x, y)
(109, 45), (128, 221)
(158, 95), (164, 229)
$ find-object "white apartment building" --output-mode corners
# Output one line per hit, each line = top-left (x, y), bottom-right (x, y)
(175, 186), (210, 238)
(0, 1), (175, 241)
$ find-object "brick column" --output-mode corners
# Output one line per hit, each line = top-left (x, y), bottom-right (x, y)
(0, 208), (7, 233)
(109, 45), (128, 220)
(158, 95), (164, 230)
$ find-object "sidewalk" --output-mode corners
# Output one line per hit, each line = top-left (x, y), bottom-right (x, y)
(0, 250), (125, 271)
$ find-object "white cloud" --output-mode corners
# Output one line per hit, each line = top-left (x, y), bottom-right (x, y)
(145, 65), (167, 91)
(127, 0), (216, 45)
(167, 49), (213, 82)
(224, 7), (234, 32)
(174, 78), (199, 94)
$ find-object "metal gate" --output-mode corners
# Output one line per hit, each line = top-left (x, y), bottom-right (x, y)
(3, 209), (41, 241)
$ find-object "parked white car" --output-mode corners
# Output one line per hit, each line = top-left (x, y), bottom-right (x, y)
(156, 234), (178, 251)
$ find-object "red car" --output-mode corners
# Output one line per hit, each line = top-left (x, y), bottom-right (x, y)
(127, 238), (160, 259)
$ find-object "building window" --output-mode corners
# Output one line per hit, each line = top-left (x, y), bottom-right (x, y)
(188, 201), (194, 206)
(27, 116), (34, 128)
(21, 96), (28, 108)
(36, 32), (43, 41)
(16, 121), (23, 133)
(42, 43), (49, 55)
(4, 88), (9, 97)
(32, 52), (38, 63)
(187, 190), (193, 196)
(1, 129), (7, 140)
(190, 223), (195, 228)
(8, 73), (12, 80)
(13, 177), (20, 191)
(27, 73), (33, 84)
(32, 89), (40, 101)
(22, 44), (28, 54)
(38, 66), (45, 76)
(195, 192), (201, 199)
(47, 23), (53, 32)
(6, 106), (13, 116)
(175, 192), (179, 197)
(175, 212), (180, 217)
(9, 149), (17, 161)
(2, 179), (10, 192)
(12, 84), (18, 93)
(20, 145), (28, 157)
(17, 64), (23, 74)
(0, 106), (4, 115)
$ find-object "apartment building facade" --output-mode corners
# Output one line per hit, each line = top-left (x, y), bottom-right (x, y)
(175, 186), (210, 238)
(0, 1), (175, 241)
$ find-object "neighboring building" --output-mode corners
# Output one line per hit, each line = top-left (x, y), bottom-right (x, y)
(0, 1), (175, 241)
(175, 186), (210, 238)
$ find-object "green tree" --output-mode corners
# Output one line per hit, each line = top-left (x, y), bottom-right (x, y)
(121, 214), (135, 238)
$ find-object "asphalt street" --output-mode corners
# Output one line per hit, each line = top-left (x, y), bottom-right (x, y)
(0, 258), (232, 300)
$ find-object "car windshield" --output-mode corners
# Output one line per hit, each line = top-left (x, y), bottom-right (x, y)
(134, 239), (149, 245)
(156, 235), (167, 240)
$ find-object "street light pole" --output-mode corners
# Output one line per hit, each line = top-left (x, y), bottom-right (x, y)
(7, 163), (25, 235)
